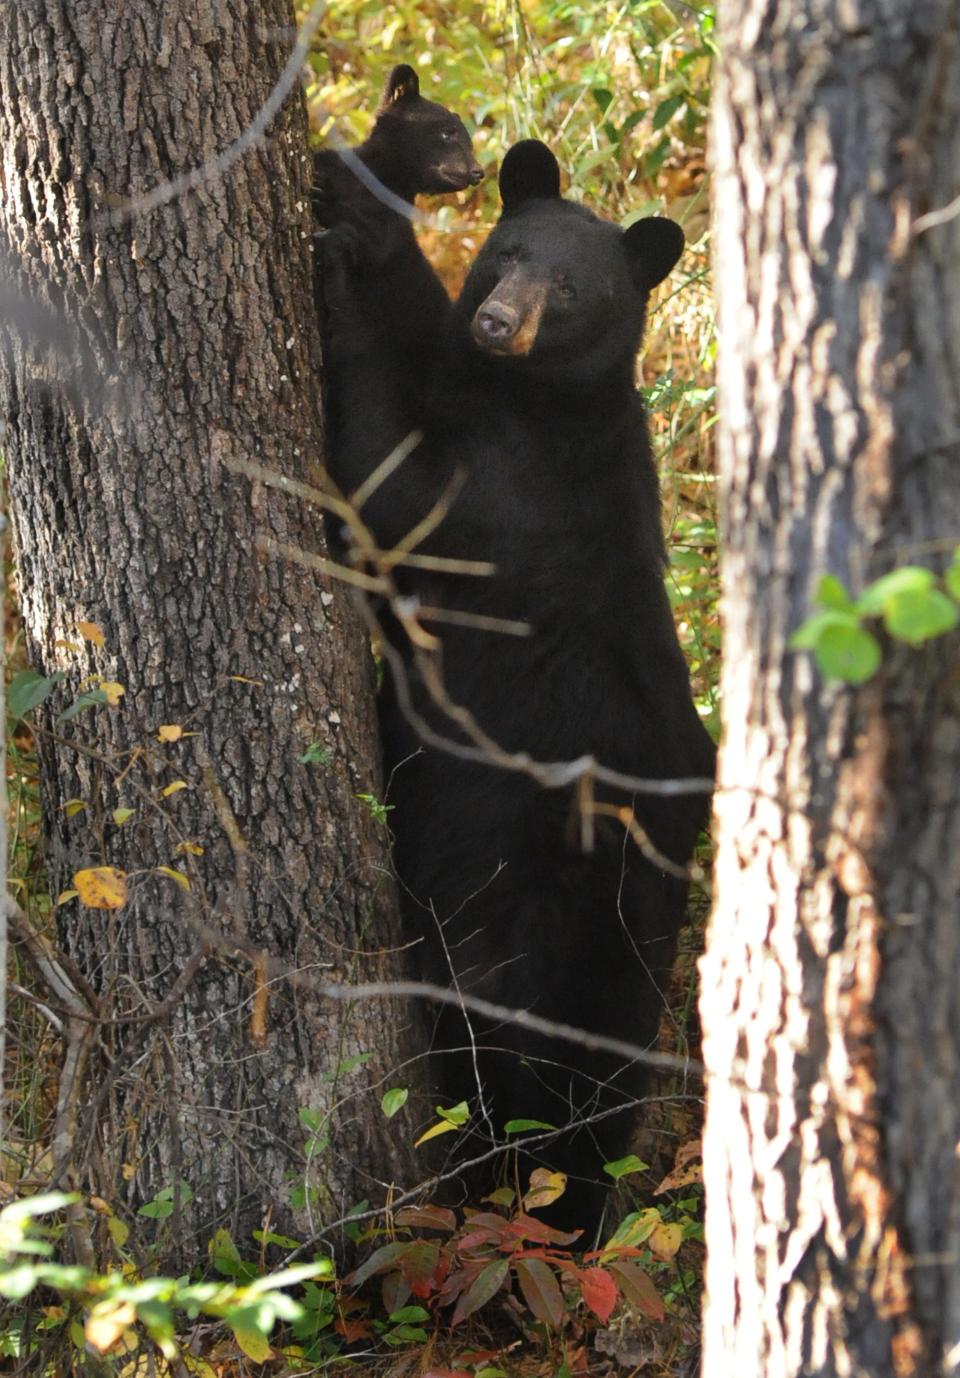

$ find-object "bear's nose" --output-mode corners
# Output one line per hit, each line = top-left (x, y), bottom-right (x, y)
(475, 302), (518, 344)
(469, 164), (484, 185)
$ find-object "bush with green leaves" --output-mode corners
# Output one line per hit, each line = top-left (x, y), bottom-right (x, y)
(791, 553), (960, 683)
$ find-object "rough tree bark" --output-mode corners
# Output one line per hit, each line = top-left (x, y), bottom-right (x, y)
(702, 2), (960, 1375)
(0, 1), (421, 1263)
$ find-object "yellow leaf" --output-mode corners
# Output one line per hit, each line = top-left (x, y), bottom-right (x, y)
(89, 1196), (111, 1214)
(155, 866), (190, 893)
(232, 1324), (273, 1362)
(54, 639), (84, 653)
(107, 1215), (130, 1248)
(161, 780), (189, 797)
(112, 808), (134, 826)
(649, 1221), (683, 1260)
(77, 620), (105, 648)
(157, 724), (183, 742)
(100, 681), (125, 706)
(176, 840), (204, 856)
(85, 1300), (136, 1354)
(56, 889), (79, 906)
(414, 1118), (461, 1148)
(523, 1168), (567, 1211)
(62, 799), (87, 817)
(73, 867), (128, 910)
(121, 1162), (135, 1181)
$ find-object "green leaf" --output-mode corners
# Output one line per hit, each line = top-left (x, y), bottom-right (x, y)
(245, 1262), (332, 1295)
(652, 93), (685, 130)
(944, 557), (960, 602)
(381, 1087), (409, 1119)
(504, 1118), (556, 1134)
(814, 624), (882, 683)
(56, 689), (107, 724)
(7, 669), (65, 720)
(856, 565), (935, 616)
(252, 1229), (302, 1250)
(788, 609), (860, 650)
(883, 588), (959, 645)
(591, 87), (614, 114)
(574, 145), (617, 177)
(299, 742), (333, 766)
(815, 573), (854, 611)
(210, 1228), (244, 1278)
(330, 1051), (372, 1080)
(0, 1265), (38, 1299)
(603, 1154), (649, 1180)
(437, 1101), (469, 1126)
(387, 1305), (429, 1324)
(137, 1199), (173, 1220)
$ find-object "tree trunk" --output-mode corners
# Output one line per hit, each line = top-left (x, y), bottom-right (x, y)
(0, 0), (421, 1265)
(702, 3), (960, 1374)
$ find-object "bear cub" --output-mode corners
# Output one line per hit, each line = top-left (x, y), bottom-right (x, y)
(358, 140), (715, 1227)
(314, 65), (482, 501)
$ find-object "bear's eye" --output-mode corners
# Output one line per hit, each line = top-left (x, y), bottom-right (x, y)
(555, 278), (577, 300)
(439, 128), (457, 143)
(497, 248), (517, 266)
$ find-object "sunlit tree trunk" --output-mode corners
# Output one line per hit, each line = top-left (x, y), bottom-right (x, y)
(702, 2), (960, 1374)
(0, 0), (420, 1265)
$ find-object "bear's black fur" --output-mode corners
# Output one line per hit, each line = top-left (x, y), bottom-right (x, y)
(357, 140), (715, 1227)
(314, 65), (483, 501)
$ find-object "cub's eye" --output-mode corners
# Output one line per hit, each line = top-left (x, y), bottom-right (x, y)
(555, 278), (577, 300)
(439, 128), (457, 143)
(497, 248), (516, 266)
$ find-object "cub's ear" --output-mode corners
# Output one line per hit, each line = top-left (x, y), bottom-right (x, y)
(622, 216), (685, 289)
(380, 64), (420, 109)
(499, 140), (561, 214)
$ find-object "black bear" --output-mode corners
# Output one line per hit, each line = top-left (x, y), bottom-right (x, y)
(314, 65), (483, 501)
(356, 140), (715, 1226)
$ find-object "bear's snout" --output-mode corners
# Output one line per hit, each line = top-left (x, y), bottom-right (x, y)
(473, 300), (520, 349)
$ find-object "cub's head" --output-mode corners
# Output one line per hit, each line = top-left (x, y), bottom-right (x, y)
(367, 64), (484, 197)
(460, 140), (683, 373)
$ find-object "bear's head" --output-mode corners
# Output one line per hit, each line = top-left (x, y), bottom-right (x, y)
(365, 64), (484, 197)
(459, 140), (684, 376)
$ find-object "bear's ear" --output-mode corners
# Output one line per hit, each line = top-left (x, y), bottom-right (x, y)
(499, 140), (561, 214)
(381, 64), (420, 109)
(622, 216), (685, 289)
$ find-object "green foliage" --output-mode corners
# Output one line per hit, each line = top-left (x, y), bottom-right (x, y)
(137, 1179), (194, 1220)
(299, 740), (333, 765)
(791, 553), (960, 682)
(382, 1086), (410, 1117)
(356, 789), (395, 824)
(0, 1194), (331, 1366)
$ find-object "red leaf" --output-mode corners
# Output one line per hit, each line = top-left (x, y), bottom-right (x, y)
(398, 1240), (441, 1296)
(395, 1205), (458, 1232)
(579, 1266), (618, 1323)
(451, 1259), (510, 1325)
(607, 1260), (665, 1322)
(508, 1213), (581, 1246)
(335, 1317), (373, 1342)
(514, 1257), (565, 1328)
